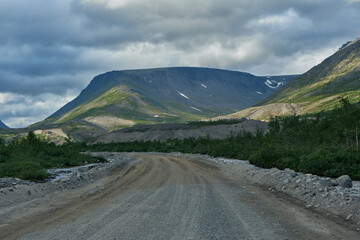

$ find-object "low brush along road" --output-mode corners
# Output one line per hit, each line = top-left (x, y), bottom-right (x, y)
(1, 153), (359, 239)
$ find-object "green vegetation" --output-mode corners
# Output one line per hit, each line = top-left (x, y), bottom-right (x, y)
(84, 99), (360, 180)
(56, 86), (132, 123)
(0, 132), (106, 181)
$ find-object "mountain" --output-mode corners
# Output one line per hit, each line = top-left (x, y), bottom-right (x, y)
(37, 67), (296, 135)
(216, 38), (360, 120)
(0, 120), (9, 129)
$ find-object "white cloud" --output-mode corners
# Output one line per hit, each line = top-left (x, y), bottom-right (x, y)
(0, 92), (76, 128)
(247, 8), (313, 32)
(80, 0), (136, 9)
(247, 46), (337, 75)
(0, 93), (17, 104)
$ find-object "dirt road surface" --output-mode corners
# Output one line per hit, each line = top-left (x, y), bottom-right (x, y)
(1, 153), (359, 239)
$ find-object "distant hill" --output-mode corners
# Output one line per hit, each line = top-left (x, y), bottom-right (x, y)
(0, 120), (9, 129)
(35, 67), (296, 136)
(215, 37), (360, 120)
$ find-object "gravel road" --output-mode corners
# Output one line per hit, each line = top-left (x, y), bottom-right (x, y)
(1, 153), (359, 240)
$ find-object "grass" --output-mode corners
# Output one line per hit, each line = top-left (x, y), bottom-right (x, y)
(56, 86), (132, 123)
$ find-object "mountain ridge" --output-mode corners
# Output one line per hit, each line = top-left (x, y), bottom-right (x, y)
(258, 37), (360, 106)
(49, 67), (296, 119)
(37, 67), (296, 135)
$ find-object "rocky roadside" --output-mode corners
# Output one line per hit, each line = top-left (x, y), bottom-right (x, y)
(176, 153), (360, 229)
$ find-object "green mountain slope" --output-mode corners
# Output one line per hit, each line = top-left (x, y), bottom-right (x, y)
(217, 38), (360, 120)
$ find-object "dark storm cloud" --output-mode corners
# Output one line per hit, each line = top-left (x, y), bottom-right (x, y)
(0, 0), (360, 127)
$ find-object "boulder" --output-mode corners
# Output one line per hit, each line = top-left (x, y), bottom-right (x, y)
(335, 175), (352, 188)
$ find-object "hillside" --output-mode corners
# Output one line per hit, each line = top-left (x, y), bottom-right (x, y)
(216, 38), (360, 120)
(34, 67), (295, 137)
(0, 121), (9, 129)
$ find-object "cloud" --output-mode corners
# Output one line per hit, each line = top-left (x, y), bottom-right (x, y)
(0, 92), (76, 128)
(247, 8), (312, 31)
(0, 0), (360, 127)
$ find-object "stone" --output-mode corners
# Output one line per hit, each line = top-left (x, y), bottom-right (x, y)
(283, 179), (291, 184)
(331, 179), (339, 186)
(319, 178), (332, 187)
(336, 175), (352, 188)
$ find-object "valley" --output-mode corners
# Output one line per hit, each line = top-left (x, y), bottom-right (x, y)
(0, 37), (359, 240)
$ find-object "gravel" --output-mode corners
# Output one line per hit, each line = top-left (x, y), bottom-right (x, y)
(176, 153), (360, 227)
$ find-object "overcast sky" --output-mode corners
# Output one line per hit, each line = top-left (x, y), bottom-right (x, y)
(1, 0), (360, 128)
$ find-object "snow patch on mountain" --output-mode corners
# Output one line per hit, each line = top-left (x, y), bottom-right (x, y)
(201, 84), (207, 88)
(265, 80), (284, 89)
(178, 91), (190, 100)
(190, 107), (202, 112)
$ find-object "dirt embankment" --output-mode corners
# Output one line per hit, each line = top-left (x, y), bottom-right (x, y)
(213, 103), (306, 121)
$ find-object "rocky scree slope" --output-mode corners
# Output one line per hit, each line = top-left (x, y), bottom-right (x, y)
(216, 38), (360, 120)
(35, 67), (295, 135)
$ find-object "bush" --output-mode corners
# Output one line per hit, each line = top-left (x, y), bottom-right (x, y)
(0, 132), (107, 180)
